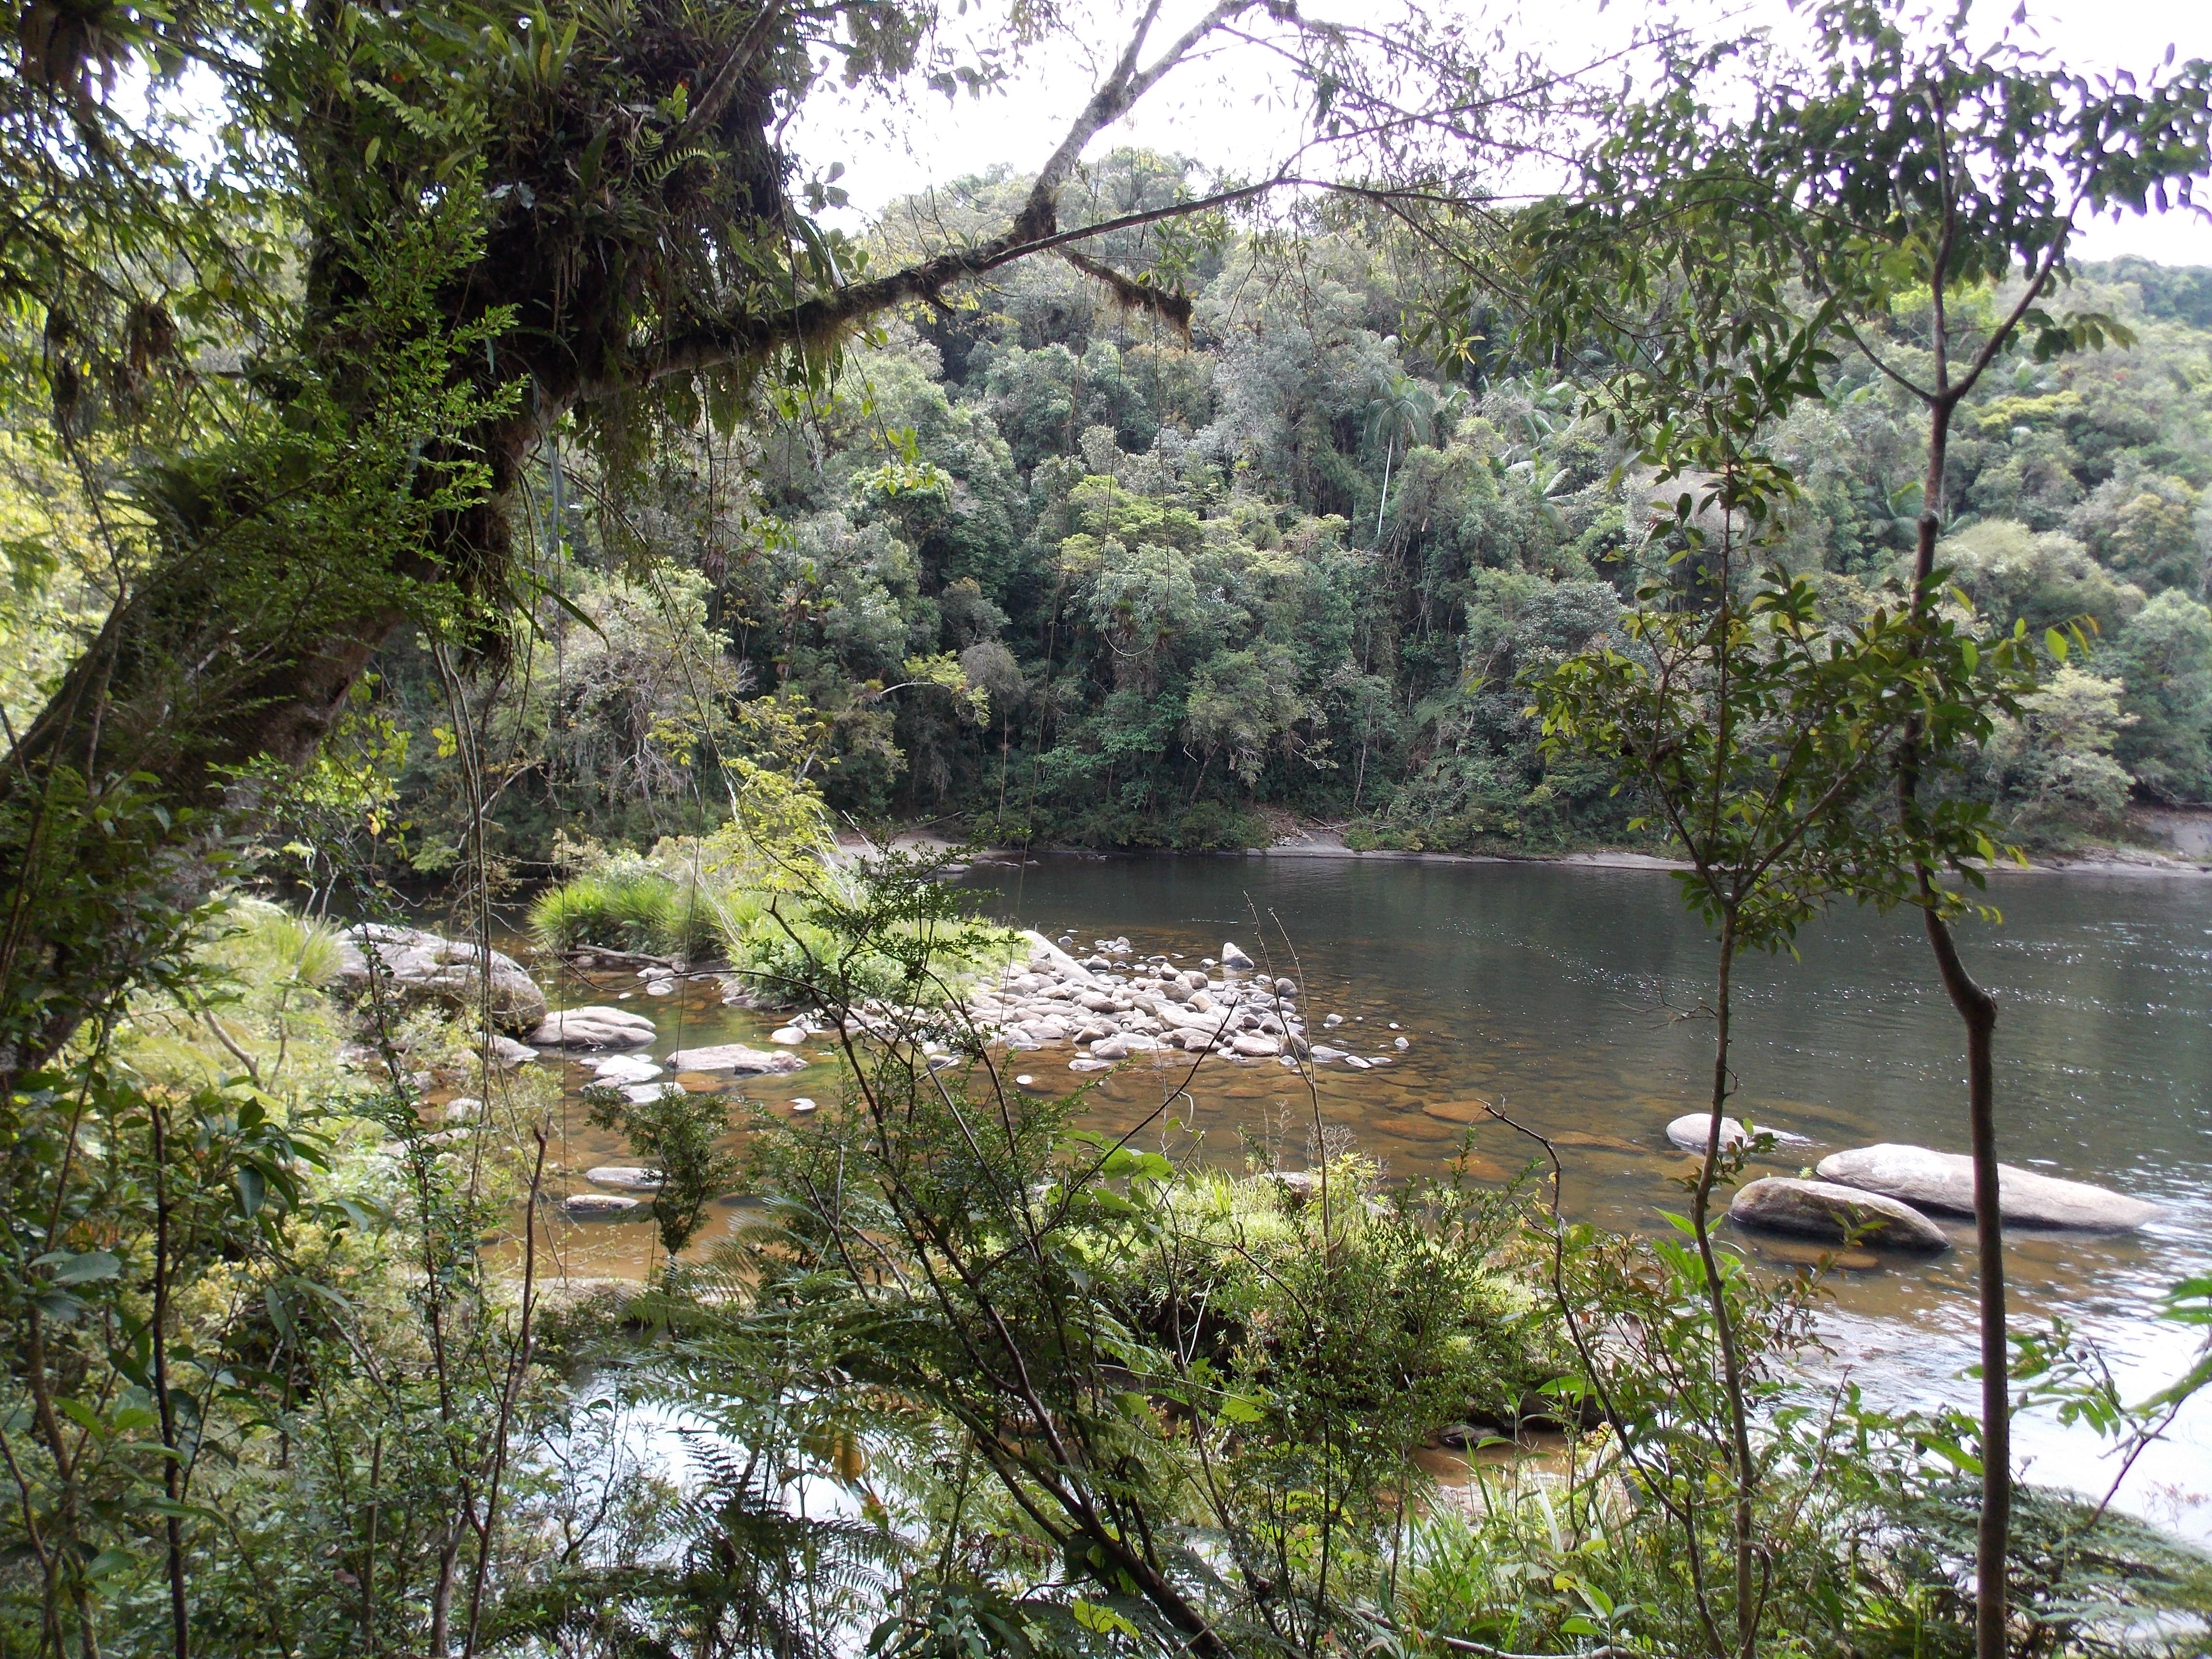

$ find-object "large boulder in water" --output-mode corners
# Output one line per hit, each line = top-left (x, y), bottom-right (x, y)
(663, 1042), (805, 1075)
(337, 924), (546, 1035)
(529, 1006), (658, 1049)
(1666, 1113), (1810, 1153)
(1816, 1143), (2158, 1232)
(585, 1166), (664, 1192)
(563, 1192), (643, 1219)
(1730, 1178), (1950, 1252)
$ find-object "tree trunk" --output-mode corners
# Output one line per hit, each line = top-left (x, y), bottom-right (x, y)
(150, 1099), (190, 1659)
(1925, 897), (2009, 1659)
(0, 575), (409, 1097)
(1691, 921), (1758, 1659)
(1906, 395), (2010, 1659)
(1375, 436), (1394, 546)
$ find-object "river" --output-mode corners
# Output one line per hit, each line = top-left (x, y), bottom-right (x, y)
(532, 853), (2212, 1540)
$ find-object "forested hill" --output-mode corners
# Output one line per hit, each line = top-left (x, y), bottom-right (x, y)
(370, 160), (2212, 865)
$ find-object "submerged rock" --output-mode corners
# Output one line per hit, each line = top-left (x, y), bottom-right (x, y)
(1816, 1144), (2159, 1231)
(337, 924), (548, 1034)
(1729, 1178), (1950, 1251)
(529, 1006), (658, 1049)
(665, 1042), (806, 1075)
(1421, 1098), (1493, 1125)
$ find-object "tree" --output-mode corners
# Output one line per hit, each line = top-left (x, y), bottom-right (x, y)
(1360, 369), (1441, 546)
(585, 1084), (743, 1271)
(1522, 218), (2032, 1647)
(1520, 9), (2212, 1651)
(2110, 589), (2212, 802)
(2, 0), (1564, 1095)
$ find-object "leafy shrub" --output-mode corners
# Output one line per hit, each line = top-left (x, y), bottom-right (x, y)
(530, 869), (724, 958)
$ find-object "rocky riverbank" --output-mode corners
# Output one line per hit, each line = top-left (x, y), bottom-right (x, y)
(953, 931), (1412, 1073)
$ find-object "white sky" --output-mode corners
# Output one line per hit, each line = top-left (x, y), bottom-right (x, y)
(797, 0), (2212, 266)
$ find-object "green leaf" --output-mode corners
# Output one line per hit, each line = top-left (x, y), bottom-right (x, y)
(38, 1250), (121, 1286)
(1069, 1601), (1139, 1638)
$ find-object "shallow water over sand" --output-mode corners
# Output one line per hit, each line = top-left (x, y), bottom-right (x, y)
(527, 854), (2212, 1539)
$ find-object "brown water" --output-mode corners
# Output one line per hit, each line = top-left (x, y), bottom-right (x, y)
(525, 854), (2212, 1538)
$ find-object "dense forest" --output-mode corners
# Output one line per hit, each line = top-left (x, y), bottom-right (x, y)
(5, 1), (2212, 1657)
(321, 218), (2212, 865)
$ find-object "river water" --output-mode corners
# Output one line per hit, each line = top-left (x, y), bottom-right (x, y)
(531, 853), (2212, 1539)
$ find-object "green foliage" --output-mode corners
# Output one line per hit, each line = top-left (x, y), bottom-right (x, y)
(584, 1083), (740, 1263)
(531, 868), (717, 958)
(671, 854), (1575, 1657)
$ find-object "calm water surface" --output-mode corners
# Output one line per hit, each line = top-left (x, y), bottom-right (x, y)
(535, 854), (2212, 1538)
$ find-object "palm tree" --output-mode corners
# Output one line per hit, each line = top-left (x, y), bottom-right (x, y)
(1361, 372), (1443, 546)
